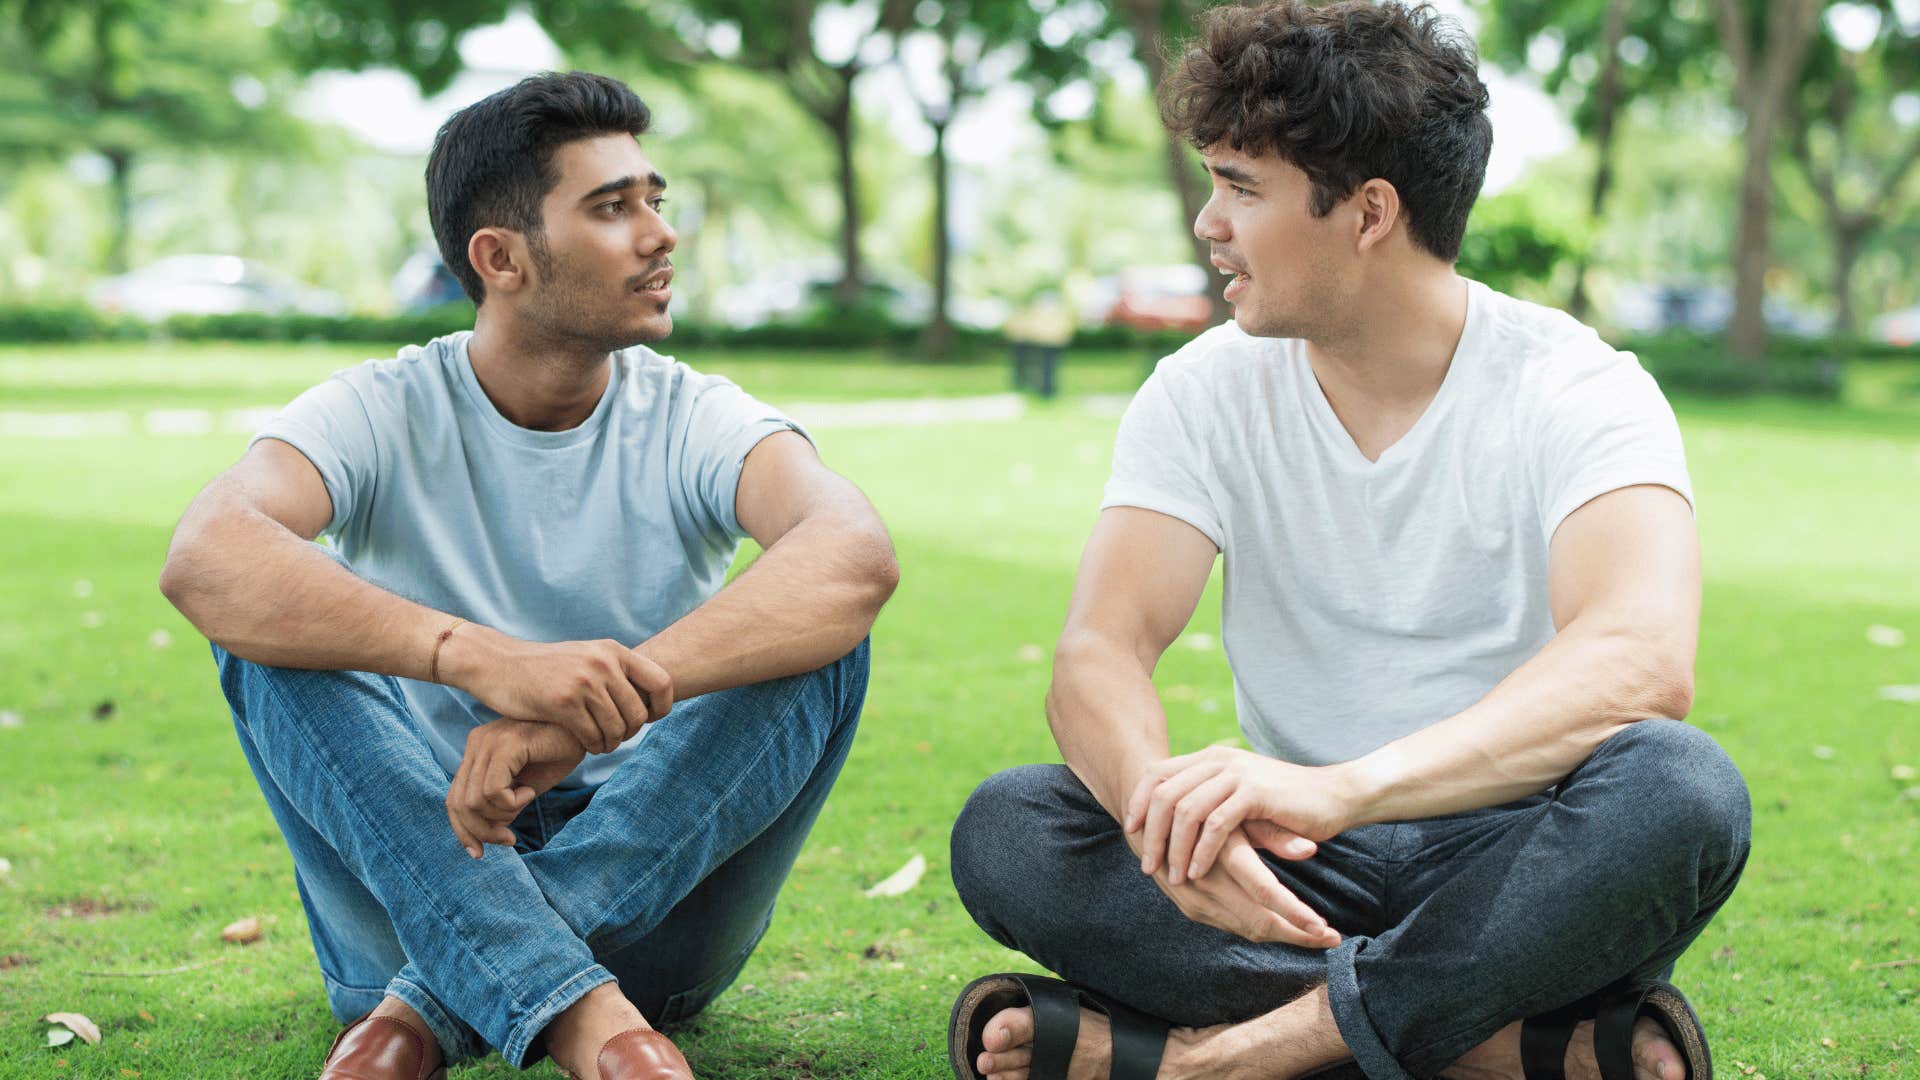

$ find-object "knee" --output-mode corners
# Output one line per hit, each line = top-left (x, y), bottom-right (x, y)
(1599, 720), (1752, 875)
(949, 765), (1075, 925)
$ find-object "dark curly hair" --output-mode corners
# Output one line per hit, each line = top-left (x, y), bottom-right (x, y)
(1160, 1), (1492, 262)
(427, 71), (652, 305)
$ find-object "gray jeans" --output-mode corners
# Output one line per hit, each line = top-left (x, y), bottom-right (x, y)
(948, 720), (1750, 1080)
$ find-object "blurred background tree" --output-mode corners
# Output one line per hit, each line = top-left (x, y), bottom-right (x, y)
(0, 0), (1913, 367)
(0, 0), (311, 273)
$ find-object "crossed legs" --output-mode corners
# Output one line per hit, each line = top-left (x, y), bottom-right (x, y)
(214, 639), (868, 1069)
(949, 721), (1750, 1079)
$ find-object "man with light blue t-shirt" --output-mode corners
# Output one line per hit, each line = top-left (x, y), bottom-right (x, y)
(159, 72), (897, 1080)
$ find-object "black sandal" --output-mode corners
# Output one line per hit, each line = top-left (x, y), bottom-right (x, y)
(948, 972), (1169, 1080)
(1520, 980), (1712, 1080)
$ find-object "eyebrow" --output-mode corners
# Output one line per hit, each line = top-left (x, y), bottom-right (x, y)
(578, 171), (667, 203)
(1207, 162), (1261, 186)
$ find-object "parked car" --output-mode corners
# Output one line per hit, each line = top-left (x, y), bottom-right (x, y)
(1870, 305), (1920, 347)
(390, 250), (468, 312)
(89, 255), (345, 321)
(1083, 264), (1215, 333)
(1607, 282), (1829, 338)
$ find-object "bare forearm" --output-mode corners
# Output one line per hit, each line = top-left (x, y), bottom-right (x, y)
(1047, 639), (1174, 820)
(160, 503), (450, 678)
(637, 514), (896, 701)
(1337, 619), (1695, 825)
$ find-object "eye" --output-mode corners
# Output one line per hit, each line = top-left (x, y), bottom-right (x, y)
(647, 195), (667, 212)
(1230, 184), (1254, 198)
(598, 199), (628, 216)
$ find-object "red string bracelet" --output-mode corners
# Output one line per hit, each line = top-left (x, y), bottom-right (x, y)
(428, 617), (465, 684)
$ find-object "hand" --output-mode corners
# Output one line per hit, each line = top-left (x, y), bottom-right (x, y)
(1125, 746), (1355, 885)
(446, 719), (587, 858)
(1122, 819), (1341, 948)
(445, 630), (673, 754)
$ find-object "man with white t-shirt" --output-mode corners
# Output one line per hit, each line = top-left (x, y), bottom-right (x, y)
(946, 4), (1748, 1080)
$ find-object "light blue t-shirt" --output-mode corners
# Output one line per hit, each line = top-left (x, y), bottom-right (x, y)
(254, 331), (806, 788)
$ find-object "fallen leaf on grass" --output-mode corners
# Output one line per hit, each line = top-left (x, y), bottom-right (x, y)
(220, 916), (263, 944)
(1867, 625), (1907, 648)
(0, 710), (21, 729)
(1892, 765), (1917, 782)
(91, 700), (115, 722)
(148, 630), (172, 650)
(0, 856), (11, 876)
(41, 1013), (100, 1046)
(864, 854), (927, 898)
(1878, 685), (1920, 704)
(1812, 745), (1836, 760)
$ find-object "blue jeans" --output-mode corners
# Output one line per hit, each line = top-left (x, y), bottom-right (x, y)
(213, 639), (868, 1067)
(950, 720), (1750, 1080)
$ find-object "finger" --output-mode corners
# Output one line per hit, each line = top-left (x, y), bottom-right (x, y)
(447, 751), (483, 858)
(1138, 763), (1223, 875)
(1122, 753), (1199, 832)
(621, 650), (673, 721)
(603, 665), (648, 742)
(581, 688), (621, 754)
(1245, 818), (1319, 861)
(1169, 776), (1241, 884)
(1222, 842), (1337, 946)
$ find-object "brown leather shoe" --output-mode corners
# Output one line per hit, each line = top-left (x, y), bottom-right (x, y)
(318, 1014), (446, 1080)
(595, 1028), (694, 1079)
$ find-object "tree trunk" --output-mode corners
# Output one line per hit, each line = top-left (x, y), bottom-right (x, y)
(922, 116), (954, 358)
(103, 146), (134, 274)
(820, 72), (864, 305)
(1568, 0), (1630, 322)
(1715, 0), (1820, 361)
(1726, 124), (1775, 359)
(1830, 221), (1865, 341)
(1120, 0), (1231, 325)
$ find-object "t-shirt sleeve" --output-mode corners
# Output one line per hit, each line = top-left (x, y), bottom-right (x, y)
(676, 377), (811, 543)
(1100, 368), (1225, 549)
(250, 375), (379, 538)
(1530, 347), (1694, 544)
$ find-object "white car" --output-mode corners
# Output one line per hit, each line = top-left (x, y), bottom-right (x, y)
(89, 255), (346, 321)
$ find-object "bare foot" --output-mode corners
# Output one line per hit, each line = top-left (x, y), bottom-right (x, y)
(544, 983), (654, 1080)
(1443, 1016), (1687, 1080)
(364, 996), (444, 1075)
(975, 1004), (1249, 1080)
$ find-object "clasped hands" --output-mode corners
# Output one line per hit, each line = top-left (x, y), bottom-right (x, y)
(443, 637), (673, 858)
(1122, 746), (1355, 949)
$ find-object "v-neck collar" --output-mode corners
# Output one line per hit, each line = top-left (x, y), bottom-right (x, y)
(1297, 280), (1484, 471)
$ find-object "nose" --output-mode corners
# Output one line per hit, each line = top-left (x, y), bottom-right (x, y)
(636, 205), (676, 258)
(1194, 190), (1229, 243)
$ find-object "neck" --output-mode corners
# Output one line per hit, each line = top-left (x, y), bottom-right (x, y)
(466, 307), (614, 431)
(1304, 265), (1468, 410)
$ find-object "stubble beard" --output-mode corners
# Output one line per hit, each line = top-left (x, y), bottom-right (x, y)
(522, 243), (670, 360)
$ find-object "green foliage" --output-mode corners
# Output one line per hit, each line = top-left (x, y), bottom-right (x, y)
(1622, 332), (1857, 399)
(1456, 191), (1583, 298)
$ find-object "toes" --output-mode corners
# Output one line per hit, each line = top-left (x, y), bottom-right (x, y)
(983, 1005), (1034, 1053)
(979, 1046), (1033, 1076)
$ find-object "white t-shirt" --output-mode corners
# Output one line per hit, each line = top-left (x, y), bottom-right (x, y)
(1101, 280), (1692, 766)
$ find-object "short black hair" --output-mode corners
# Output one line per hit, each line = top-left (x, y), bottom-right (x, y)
(426, 71), (652, 304)
(1160, 1), (1492, 262)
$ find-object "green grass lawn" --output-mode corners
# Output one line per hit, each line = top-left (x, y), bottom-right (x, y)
(1, 343), (1917, 1078)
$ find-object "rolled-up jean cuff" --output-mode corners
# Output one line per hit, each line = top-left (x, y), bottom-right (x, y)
(502, 964), (618, 1068)
(1326, 937), (1415, 1080)
(386, 976), (484, 1066)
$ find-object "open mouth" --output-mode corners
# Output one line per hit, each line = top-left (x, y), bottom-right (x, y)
(634, 269), (673, 295)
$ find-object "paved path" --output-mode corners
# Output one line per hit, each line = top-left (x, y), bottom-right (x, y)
(0, 393), (1069, 439)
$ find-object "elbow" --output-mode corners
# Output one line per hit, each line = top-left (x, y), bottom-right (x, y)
(157, 541), (200, 615)
(842, 521), (900, 612)
(1644, 665), (1694, 721)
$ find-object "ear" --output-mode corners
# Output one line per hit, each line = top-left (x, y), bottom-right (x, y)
(1353, 179), (1402, 254)
(468, 227), (530, 297)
